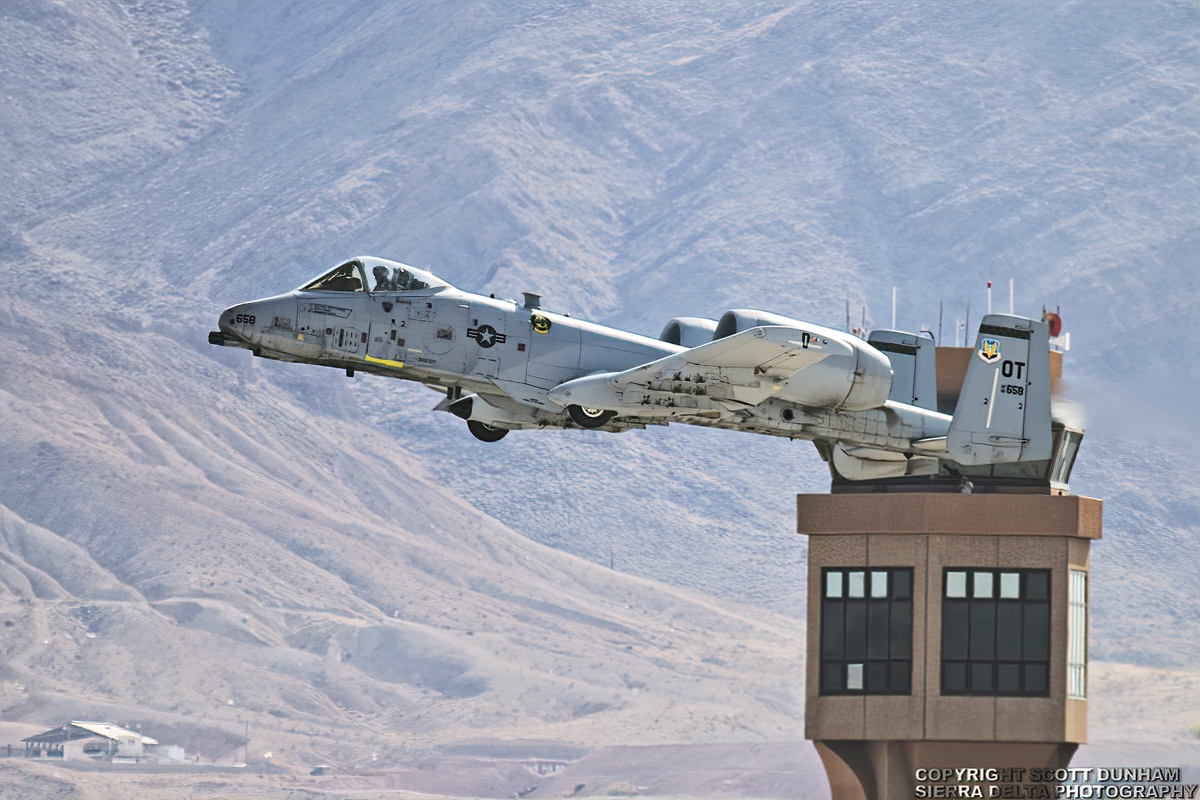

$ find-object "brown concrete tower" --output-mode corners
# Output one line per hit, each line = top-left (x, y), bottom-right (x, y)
(800, 347), (1098, 800)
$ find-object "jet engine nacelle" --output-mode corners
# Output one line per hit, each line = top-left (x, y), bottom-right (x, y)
(715, 309), (894, 411)
(713, 309), (808, 340)
(659, 317), (719, 348)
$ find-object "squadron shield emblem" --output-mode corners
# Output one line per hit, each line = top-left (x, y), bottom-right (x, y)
(530, 313), (552, 334)
(978, 338), (1001, 363)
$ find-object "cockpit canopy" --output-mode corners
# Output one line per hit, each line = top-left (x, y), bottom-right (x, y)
(298, 258), (448, 294)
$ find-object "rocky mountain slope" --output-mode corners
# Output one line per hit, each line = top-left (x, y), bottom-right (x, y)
(169, 0), (1197, 662)
(0, 0), (1196, 794)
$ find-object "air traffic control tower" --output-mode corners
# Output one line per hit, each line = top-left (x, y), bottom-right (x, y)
(800, 335), (1099, 800)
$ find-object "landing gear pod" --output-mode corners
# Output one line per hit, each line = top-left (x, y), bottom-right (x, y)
(441, 392), (516, 442)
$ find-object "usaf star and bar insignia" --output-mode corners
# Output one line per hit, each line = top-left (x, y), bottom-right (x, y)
(467, 324), (507, 349)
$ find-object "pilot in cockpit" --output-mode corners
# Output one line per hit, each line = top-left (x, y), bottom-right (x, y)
(373, 266), (393, 292)
(364, 264), (431, 293)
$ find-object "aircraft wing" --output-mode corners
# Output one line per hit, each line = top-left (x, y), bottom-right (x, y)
(547, 326), (847, 414)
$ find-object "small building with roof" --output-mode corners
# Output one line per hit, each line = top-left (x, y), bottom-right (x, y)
(22, 721), (160, 762)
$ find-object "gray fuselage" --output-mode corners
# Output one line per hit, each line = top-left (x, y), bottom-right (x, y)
(214, 257), (951, 451)
(217, 257), (679, 412)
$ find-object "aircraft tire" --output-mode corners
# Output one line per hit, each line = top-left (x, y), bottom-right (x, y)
(467, 420), (508, 442)
(567, 404), (616, 429)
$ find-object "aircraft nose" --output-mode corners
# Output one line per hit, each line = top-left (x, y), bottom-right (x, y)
(218, 302), (259, 342)
(217, 305), (239, 335)
(215, 294), (301, 350)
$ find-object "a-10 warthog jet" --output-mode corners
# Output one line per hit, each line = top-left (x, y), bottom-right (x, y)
(211, 257), (1053, 480)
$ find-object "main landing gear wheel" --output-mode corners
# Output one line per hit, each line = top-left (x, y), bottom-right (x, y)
(467, 420), (508, 442)
(567, 404), (617, 429)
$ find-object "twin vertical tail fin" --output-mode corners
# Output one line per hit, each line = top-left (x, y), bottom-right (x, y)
(947, 314), (1052, 466)
(867, 329), (938, 411)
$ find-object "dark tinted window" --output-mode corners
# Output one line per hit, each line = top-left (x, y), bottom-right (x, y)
(820, 568), (914, 695)
(941, 569), (1051, 697)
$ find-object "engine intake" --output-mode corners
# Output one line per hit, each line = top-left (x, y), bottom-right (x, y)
(659, 317), (719, 348)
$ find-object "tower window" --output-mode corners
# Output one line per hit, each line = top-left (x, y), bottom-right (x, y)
(1068, 570), (1087, 699)
(820, 567), (913, 695)
(941, 569), (1050, 696)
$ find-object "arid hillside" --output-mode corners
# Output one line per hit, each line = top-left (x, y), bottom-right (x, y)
(0, 1), (1196, 796)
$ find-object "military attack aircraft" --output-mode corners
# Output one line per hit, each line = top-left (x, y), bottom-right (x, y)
(211, 256), (1054, 482)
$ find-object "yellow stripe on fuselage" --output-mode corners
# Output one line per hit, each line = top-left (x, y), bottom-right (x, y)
(364, 354), (405, 369)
